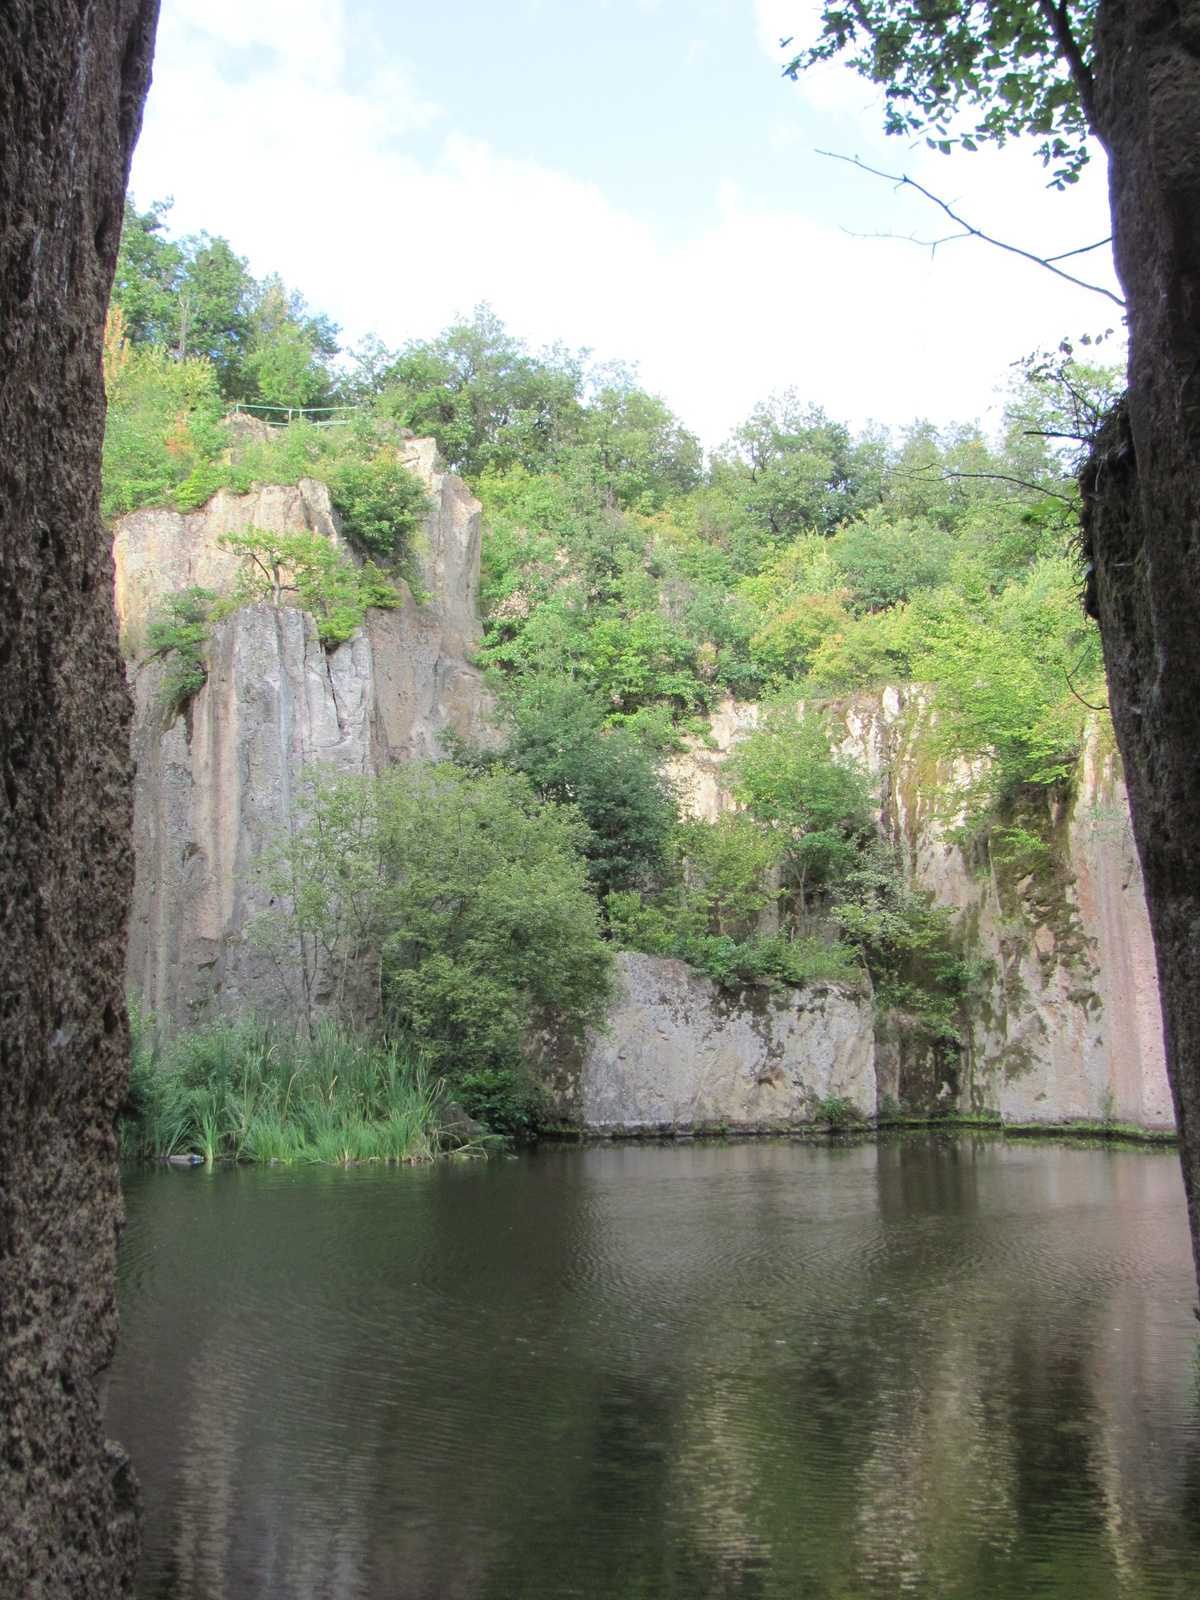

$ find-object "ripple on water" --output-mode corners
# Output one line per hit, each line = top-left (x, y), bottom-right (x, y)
(110, 1139), (1200, 1600)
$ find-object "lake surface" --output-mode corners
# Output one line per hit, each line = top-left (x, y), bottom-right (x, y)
(110, 1137), (1200, 1599)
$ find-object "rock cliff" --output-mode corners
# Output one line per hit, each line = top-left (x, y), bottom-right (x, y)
(116, 445), (490, 1023)
(541, 952), (877, 1132)
(664, 692), (1173, 1132)
(117, 458), (1173, 1134)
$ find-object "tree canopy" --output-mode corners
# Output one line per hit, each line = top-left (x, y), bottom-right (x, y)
(112, 199), (340, 406)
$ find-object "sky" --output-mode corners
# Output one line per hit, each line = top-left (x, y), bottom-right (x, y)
(129, 0), (1123, 447)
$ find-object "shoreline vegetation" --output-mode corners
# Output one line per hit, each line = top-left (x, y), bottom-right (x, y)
(121, 1012), (492, 1167)
(120, 1009), (1173, 1168)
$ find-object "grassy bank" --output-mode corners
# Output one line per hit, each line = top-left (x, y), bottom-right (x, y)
(121, 1013), (462, 1165)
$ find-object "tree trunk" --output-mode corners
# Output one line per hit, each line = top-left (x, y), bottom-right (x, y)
(0, 3), (158, 1594)
(1084, 0), (1200, 1293)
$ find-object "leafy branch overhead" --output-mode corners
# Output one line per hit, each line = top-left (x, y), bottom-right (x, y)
(788, 0), (1097, 187)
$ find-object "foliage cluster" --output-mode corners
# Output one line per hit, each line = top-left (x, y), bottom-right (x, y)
(142, 528), (402, 715)
(121, 1011), (453, 1165)
(145, 586), (217, 713)
(219, 525), (401, 647)
(596, 706), (974, 1027)
(111, 198), (340, 405)
(102, 317), (428, 566)
(249, 764), (611, 1124)
(786, 0), (1096, 187)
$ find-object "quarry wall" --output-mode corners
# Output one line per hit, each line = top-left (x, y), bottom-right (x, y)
(115, 449), (1174, 1132)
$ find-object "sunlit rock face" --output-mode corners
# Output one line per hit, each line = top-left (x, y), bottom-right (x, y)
(119, 461), (1172, 1130)
(115, 445), (491, 1023)
(668, 692), (1172, 1132)
(541, 952), (877, 1133)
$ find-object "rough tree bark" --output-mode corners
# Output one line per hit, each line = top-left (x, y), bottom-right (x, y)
(1082, 0), (1200, 1291)
(0, 2), (159, 1594)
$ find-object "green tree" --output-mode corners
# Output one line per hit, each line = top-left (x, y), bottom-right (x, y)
(499, 676), (678, 899)
(219, 525), (400, 647)
(145, 588), (217, 713)
(112, 198), (340, 405)
(728, 706), (872, 915)
(573, 379), (702, 510)
(225, 416), (429, 564)
(673, 812), (785, 935)
(252, 765), (612, 1093)
(374, 304), (585, 476)
(831, 510), (954, 612)
(713, 393), (885, 542)
(101, 330), (229, 517)
(109, 197), (183, 346)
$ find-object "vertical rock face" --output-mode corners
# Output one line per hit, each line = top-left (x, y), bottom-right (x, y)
(667, 692), (1172, 1132)
(545, 952), (877, 1132)
(116, 453), (489, 1023)
(0, 3), (159, 1594)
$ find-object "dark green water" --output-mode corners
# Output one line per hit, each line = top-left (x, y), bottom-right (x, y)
(110, 1137), (1200, 1599)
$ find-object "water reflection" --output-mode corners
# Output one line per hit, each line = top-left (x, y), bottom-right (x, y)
(110, 1137), (1200, 1598)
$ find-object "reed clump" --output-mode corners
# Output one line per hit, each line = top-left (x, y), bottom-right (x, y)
(121, 1010), (461, 1165)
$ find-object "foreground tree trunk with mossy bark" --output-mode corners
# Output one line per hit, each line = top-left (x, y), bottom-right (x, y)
(0, 2), (158, 1592)
(1081, 0), (1200, 1293)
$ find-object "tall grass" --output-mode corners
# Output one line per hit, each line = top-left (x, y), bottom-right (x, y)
(122, 1010), (461, 1165)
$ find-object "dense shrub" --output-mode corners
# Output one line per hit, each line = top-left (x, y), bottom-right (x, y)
(121, 1012), (453, 1165)
(250, 764), (613, 1099)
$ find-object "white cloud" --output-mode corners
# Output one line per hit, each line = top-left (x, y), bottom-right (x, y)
(132, 0), (1122, 447)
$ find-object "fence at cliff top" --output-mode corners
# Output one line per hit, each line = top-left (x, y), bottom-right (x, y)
(229, 401), (363, 429)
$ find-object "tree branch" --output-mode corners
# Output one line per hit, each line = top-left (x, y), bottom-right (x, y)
(817, 151), (1125, 307)
(1035, 0), (1098, 128)
(894, 465), (1078, 503)
(1045, 238), (1111, 262)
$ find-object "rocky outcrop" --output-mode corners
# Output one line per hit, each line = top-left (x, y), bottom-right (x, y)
(117, 446), (490, 1023)
(667, 692), (1173, 1133)
(540, 952), (877, 1132)
(119, 463), (1174, 1134)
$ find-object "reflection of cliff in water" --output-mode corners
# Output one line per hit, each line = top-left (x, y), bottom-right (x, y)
(109, 1140), (1200, 1599)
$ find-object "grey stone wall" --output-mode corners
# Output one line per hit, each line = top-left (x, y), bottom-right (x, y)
(542, 952), (877, 1133)
(116, 450), (490, 1024)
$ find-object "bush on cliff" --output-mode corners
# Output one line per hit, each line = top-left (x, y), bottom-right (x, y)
(102, 332), (429, 568)
(144, 587), (217, 713)
(219, 525), (401, 647)
(101, 318), (230, 517)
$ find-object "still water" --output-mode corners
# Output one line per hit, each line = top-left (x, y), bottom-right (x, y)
(110, 1137), (1200, 1599)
